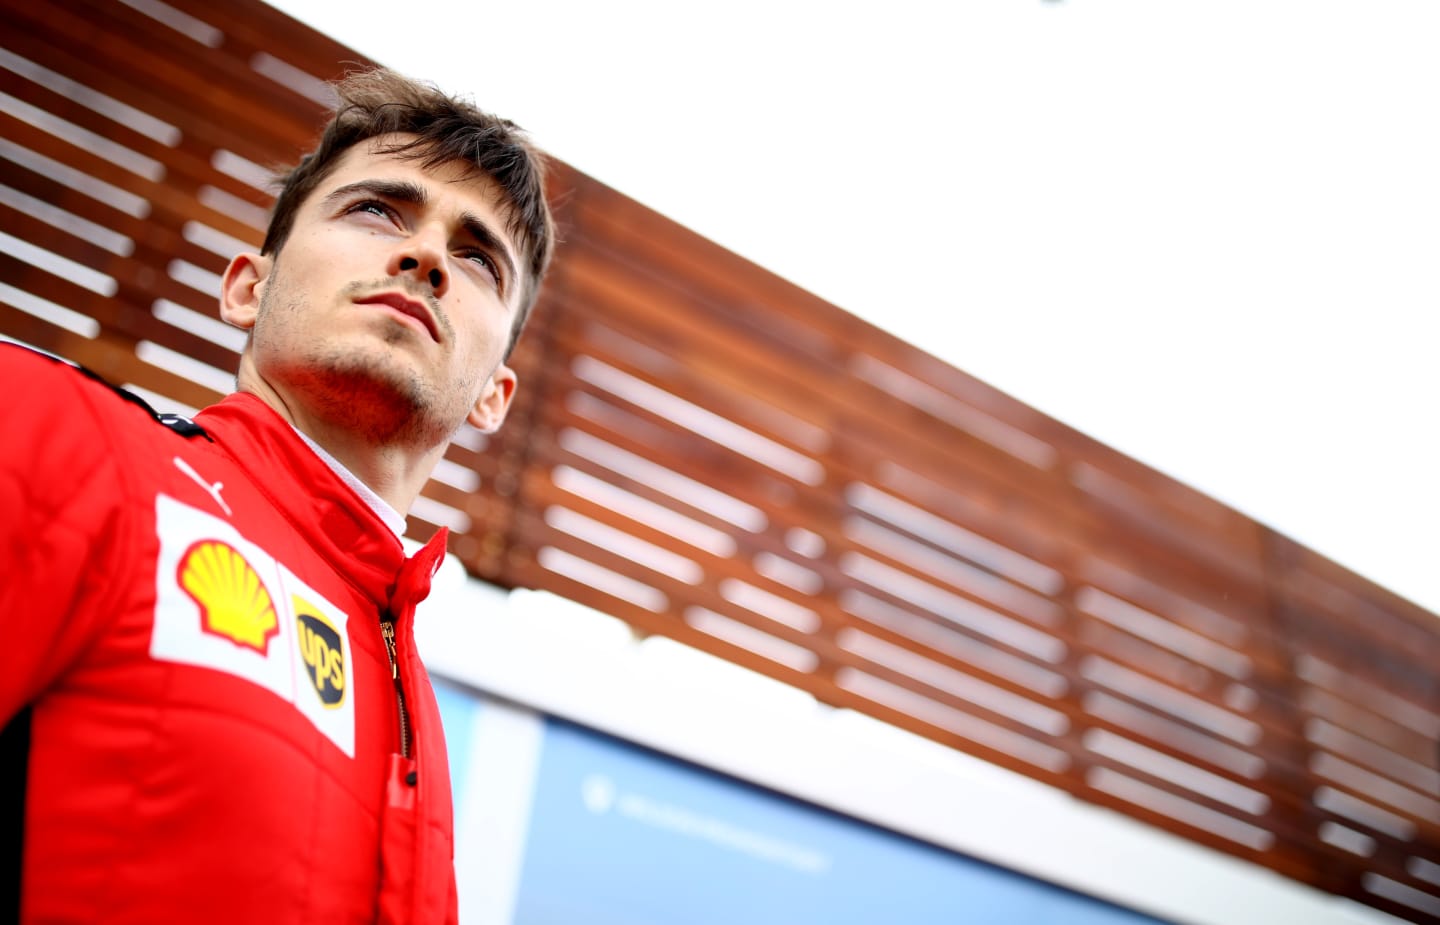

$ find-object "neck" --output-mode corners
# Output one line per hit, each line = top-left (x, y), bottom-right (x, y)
(291, 415), (443, 514)
(233, 374), (445, 515)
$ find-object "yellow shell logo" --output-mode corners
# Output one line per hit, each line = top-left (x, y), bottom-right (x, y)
(177, 540), (279, 654)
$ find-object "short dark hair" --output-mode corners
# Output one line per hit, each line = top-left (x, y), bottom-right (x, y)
(263, 68), (555, 358)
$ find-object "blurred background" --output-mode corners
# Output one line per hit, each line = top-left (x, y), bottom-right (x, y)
(0, 1), (1435, 922)
(271, 0), (1440, 622)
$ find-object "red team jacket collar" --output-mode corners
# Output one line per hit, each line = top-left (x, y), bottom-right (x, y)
(194, 392), (449, 614)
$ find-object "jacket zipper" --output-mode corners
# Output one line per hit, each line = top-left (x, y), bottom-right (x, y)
(380, 617), (411, 758)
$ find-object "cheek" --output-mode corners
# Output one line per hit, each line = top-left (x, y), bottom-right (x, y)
(251, 287), (308, 357)
(450, 298), (503, 352)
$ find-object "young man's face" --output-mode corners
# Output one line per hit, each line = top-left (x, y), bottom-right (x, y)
(225, 134), (523, 447)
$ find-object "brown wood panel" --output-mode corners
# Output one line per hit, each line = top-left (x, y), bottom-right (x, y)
(0, 109), (268, 248)
(1, 0), (324, 144)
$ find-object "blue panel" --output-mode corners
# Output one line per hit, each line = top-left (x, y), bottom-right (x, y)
(509, 718), (1171, 925)
(431, 676), (481, 808)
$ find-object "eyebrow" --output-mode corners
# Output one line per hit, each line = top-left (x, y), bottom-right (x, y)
(322, 178), (519, 288)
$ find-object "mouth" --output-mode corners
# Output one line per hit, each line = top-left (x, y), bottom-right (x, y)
(355, 291), (439, 342)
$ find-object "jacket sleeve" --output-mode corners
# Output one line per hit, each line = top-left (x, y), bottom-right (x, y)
(0, 345), (135, 723)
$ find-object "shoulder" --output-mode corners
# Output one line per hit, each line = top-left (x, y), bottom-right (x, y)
(0, 344), (220, 563)
(0, 342), (210, 441)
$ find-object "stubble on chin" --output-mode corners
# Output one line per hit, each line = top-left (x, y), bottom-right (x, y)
(255, 285), (460, 449)
(301, 347), (450, 447)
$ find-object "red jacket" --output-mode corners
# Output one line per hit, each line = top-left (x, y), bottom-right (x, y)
(0, 344), (459, 923)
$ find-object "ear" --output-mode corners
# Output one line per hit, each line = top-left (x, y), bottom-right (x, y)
(219, 252), (272, 331)
(467, 364), (518, 433)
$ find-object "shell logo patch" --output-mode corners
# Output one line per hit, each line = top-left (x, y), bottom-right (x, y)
(152, 495), (356, 757)
(295, 602), (345, 708)
(178, 540), (280, 654)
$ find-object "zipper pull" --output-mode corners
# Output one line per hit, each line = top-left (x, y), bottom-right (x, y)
(380, 618), (398, 680)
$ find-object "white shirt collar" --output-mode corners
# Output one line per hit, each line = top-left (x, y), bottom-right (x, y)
(291, 427), (408, 539)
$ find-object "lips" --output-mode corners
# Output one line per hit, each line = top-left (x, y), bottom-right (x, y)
(355, 291), (439, 342)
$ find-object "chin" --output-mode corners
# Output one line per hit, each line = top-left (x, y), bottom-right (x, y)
(305, 350), (451, 445)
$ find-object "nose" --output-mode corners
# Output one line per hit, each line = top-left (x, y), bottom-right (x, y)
(390, 227), (448, 297)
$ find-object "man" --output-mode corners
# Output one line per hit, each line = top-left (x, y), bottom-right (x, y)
(0, 68), (555, 923)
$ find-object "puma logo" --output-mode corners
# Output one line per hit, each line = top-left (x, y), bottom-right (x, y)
(173, 456), (231, 516)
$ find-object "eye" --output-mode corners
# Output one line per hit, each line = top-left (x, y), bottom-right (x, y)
(346, 199), (398, 222)
(459, 249), (501, 288)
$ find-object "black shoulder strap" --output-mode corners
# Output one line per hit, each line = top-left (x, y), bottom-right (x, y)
(155, 413), (210, 439)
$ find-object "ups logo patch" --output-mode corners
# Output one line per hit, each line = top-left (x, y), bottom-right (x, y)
(295, 604), (345, 708)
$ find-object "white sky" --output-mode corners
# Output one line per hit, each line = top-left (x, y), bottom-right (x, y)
(270, 0), (1439, 617)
